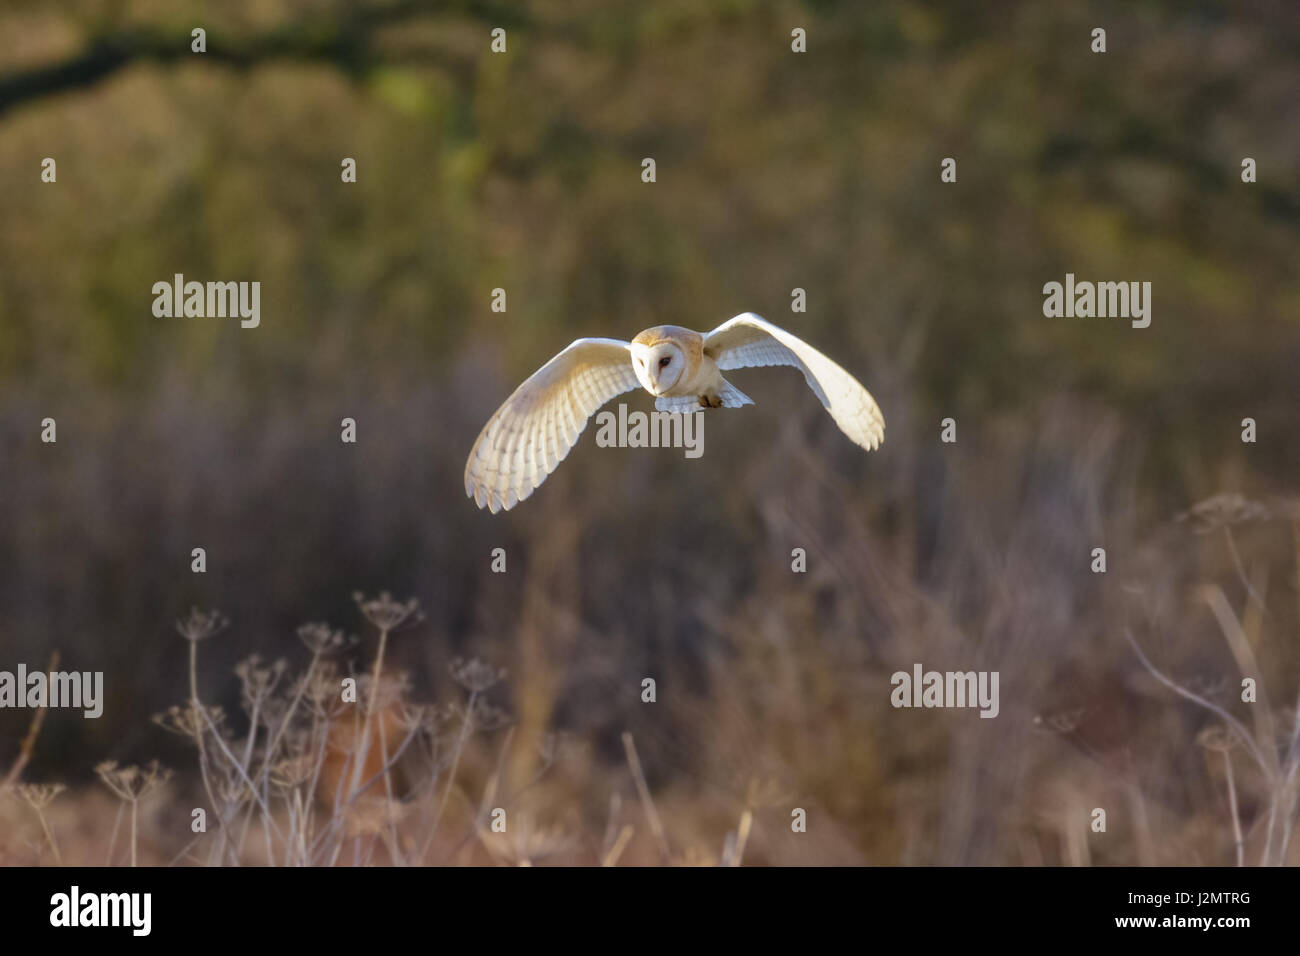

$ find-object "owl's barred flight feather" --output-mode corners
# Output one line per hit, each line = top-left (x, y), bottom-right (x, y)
(704, 313), (885, 453)
(464, 338), (641, 513)
(464, 313), (884, 512)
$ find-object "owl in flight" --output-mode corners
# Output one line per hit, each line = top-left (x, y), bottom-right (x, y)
(465, 312), (885, 512)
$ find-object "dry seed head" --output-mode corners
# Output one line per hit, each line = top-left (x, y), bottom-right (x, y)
(16, 783), (65, 810)
(270, 755), (315, 792)
(1196, 725), (1239, 753)
(95, 760), (172, 800)
(279, 726), (312, 757)
(213, 771), (250, 807)
(424, 702), (460, 737)
(1177, 493), (1272, 533)
(176, 607), (229, 642)
(303, 662), (348, 718)
(395, 702), (432, 734)
(236, 654), (287, 698)
(258, 695), (292, 732)
(297, 622), (356, 655)
(352, 591), (423, 632)
(152, 701), (224, 739)
(450, 656), (506, 693)
(467, 696), (512, 733)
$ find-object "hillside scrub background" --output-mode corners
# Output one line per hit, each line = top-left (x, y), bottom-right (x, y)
(1, 0), (1298, 865)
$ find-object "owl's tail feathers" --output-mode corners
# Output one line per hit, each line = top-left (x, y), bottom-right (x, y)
(653, 380), (753, 412)
(718, 378), (754, 408)
(655, 395), (703, 413)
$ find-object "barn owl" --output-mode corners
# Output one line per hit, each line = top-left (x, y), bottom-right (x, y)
(464, 312), (885, 512)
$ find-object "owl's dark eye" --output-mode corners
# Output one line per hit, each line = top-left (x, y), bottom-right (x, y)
(658, 356), (672, 369)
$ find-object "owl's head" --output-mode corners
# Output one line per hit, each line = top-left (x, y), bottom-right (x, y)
(630, 339), (686, 395)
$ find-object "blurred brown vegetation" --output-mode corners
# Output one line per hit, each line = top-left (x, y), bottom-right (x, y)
(0, 0), (1298, 864)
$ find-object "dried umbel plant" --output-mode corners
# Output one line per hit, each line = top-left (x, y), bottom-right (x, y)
(345, 795), (406, 839)
(423, 701), (463, 739)
(327, 593), (424, 854)
(96, 760), (171, 802)
(1197, 725), (1246, 867)
(1126, 512), (1300, 867)
(297, 622), (355, 656)
(236, 655), (289, 709)
(173, 606), (233, 864)
(463, 697), (512, 734)
(15, 782), (65, 865)
(257, 694), (293, 734)
(394, 702), (433, 736)
(1177, 493), (1272, 534)
(96, 761), (172, 867)
(213, 770), (250, 809)
(303, 661), (348, 719)
(175, 607), (229, 643)
(152, 702), (206, 739)
(1197, 724), (1239, 754)
(142, 592), (530, 868)
(150, 702), (230, 749)
(451, 657), (506, 694)
(352, 591), (423, 633)
(153, 703), (229, 742)
(15, 782), (65, 809)
(270, 755), (315, 793)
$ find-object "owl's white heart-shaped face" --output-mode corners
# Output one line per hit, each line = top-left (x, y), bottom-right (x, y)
(630, 341), (685, 395)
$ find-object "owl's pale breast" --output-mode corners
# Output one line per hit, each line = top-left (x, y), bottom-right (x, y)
(660, 349), (717, 397)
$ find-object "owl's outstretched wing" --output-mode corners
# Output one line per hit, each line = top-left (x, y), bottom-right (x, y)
(703, 312), (885, 451)
(465, 338), (641, 513)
